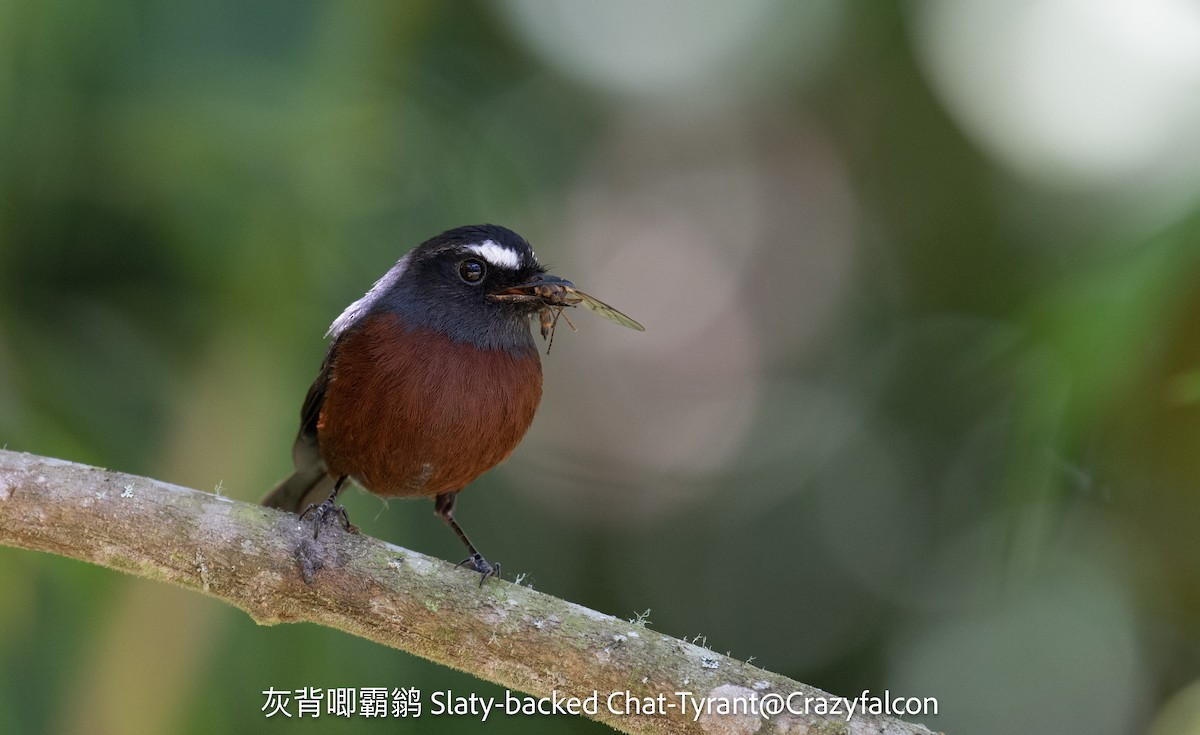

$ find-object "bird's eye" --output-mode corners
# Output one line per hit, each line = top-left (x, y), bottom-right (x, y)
(458, 258), (486, 284)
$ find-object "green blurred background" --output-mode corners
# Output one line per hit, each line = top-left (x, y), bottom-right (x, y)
(3, 1), (1200, 733)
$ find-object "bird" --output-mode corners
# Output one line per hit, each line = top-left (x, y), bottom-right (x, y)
(263, 224), (643, 582)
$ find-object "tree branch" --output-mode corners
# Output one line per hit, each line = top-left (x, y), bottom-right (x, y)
(0, 449), (937, 734)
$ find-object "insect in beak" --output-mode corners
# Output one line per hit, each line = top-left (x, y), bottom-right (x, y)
(491, 274), (644, 353)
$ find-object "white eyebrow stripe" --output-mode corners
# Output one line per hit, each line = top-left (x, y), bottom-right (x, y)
(467, 240), (521, 269)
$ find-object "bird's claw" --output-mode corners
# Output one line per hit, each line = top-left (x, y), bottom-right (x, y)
(299, 499), (356, 539)
(456, 553), (500, 586)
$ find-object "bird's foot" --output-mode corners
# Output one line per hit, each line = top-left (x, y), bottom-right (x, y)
(299, 498), (358, 539)
(456, 553), (501, 586)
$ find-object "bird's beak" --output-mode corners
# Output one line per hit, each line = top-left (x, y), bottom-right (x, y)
(491, 273), (579, 305)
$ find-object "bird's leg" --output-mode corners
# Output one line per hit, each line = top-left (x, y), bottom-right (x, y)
(299, 476), (355, 539)
(435, 491), (499, 585)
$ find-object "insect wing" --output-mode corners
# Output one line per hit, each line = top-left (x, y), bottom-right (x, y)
(572, 290), (645, 331)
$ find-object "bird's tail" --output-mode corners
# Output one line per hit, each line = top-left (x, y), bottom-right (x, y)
(262, 463), (338, 513)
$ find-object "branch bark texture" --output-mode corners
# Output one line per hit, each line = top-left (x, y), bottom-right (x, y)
(0, 449), (937, 735)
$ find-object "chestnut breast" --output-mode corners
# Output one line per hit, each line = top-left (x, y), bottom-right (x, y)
(316, 312), (543, 497)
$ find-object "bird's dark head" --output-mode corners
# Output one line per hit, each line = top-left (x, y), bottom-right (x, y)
(328, 224), (567, 352)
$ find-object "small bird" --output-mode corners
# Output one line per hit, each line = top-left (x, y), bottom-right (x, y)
(263, 224), (643, 581)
